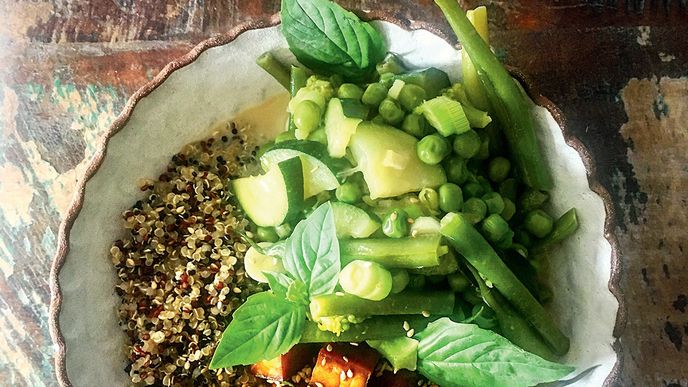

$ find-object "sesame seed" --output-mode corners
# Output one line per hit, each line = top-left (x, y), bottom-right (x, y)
(326, 344), (333, 352)
(343, 356), (349, 363)
(347, 369), (354, 378)
(403, 321), (410, 331)
(422, 310), (431, 317)
(407, 329), (415, 337)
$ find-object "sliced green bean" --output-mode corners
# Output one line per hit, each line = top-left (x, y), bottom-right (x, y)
(310, 291), (455, 319)
(256, 52), (290, 89)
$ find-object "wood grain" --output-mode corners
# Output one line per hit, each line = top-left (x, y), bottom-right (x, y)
(0, 1), (687, 385)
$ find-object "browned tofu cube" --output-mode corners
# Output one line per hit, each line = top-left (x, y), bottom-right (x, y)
(368, 370), (419, 387)
(309, 343), (380, 387)
(251, 344), (319, 382)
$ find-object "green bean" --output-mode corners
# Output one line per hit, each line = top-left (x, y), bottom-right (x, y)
(336, 181), (363, 204)
(398, 84), (427, 111)
(377, 54), (407, 75)
(275, 223), (293, 239)
(390, 269), (410, 294)
(488, 156), (511, 183)
(300, 315), (436, 343)
(418, 188), (440, 213)
(482, 192), (505, 215)
(524, 209), (554, 238)
(438, 183), (464, 213)
(475, 131), (490, 160)
(514, 229), (534, 248)
(401, 113), (430, 138)
(462, 182), (484, 199)
(499, 178), (519, 202)
(362, 83), (389, 106)
(447, 271), (470, 292)
(338, 83), (365, 100)
(417, 134), (451, 165)
(340, 234), (443, 269)
(293, 100), (321, 136)
(255, 52), (290, 89)
(434, 0), (554, 190)
(310, 291), (455, 319)
(440, 213), (569, 355)
(382, 209), (410, 238)
(289, 66), (309, 132)
(501, 197), (516, 221)
(462, 197), (487, 224)
(339, 260), (393, 301)
(465, 263), (557, 360)
(408, 251), (458, 275)
(255, 226), (279, 243)
(519, 189), (549, 212)
(531, 208), (579, 255)
(453, 129), (481, 158)
(481, 213), (510, 243)
(443, 156), (468, 185)
(379, 98), (405, 125)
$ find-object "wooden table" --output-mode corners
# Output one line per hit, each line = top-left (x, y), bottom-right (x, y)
(1, 1), (686, 385)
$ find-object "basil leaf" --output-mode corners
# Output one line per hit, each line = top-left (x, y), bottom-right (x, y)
(209, 292), (305, 369)
(264, 271), (294, 298)
(281, 0), (386, 80)
(415, 318), (575, 387)
(284, 202), (340, 297)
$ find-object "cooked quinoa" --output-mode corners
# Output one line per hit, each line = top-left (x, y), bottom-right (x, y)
(111, 122), (272, 386)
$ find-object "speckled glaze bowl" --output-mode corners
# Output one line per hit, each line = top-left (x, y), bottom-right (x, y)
(49, 13), (622, 387)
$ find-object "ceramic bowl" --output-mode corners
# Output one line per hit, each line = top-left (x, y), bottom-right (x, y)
(49, 14), (622, 387)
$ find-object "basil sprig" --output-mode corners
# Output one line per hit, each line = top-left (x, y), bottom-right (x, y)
(210, 203), (339, 368)
(281, 0), (387, 80)
(415, 318), (575, 387)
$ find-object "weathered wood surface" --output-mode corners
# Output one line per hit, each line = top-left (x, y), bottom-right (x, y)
(0, 1), (686, 385)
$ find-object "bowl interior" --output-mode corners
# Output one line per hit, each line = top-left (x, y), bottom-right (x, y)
(55, 21), (618, 386)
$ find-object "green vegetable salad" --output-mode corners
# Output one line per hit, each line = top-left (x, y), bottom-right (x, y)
(211, 0), (582, 386)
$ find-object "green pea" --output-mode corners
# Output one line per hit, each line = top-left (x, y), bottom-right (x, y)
(482, 192), (505, 215)
(447, 272), (470, 292)
(308, 128), (327, 144)
(463, 182), (484, 199)
(382, 209), (409, 238)
(378, 72), (395, 88)
(362, 83), (389, 106)
(462, 198), (487, 224)
(438, 183), (464, 213)
(293, 100), (321, 134)
(444, 156), (468, 185)
(255, 226), (279, 243)
(501, 198), (516, 221)
(337, 83), (364, 100)
(379, 98), (405, 125)
(417, 134), (451, 165)
(390, 269), (410, 294)
(488, 157), (511, 183)
(402, 113), (430, 138)
(274, 131), (296, 143)
(418, 188), (440, 213)
(476, 176), (493, 194)
(398, 84), (427, 111)
(481, 213), (510, 243)
(335, 181), (363, 204)
(453, 130), (481, 159)
(524, 209), (554, 238)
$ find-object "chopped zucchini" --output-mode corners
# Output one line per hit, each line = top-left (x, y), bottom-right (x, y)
(331, 202), (380, 238)
(324, 98), (363, 158)
(349, 122), (446, 199)
(232, 157), (304, 227)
